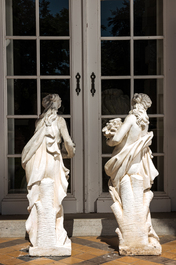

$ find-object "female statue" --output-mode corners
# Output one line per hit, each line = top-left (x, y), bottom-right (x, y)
(22, 94), (75, 256)
(103, 93), (161, 255)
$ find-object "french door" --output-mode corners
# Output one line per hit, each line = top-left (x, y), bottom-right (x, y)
(2, 0), (167, 214)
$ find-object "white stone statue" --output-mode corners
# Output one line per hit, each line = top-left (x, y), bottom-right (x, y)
(102, 93), (162, 256)
(22, 94), (75, 256)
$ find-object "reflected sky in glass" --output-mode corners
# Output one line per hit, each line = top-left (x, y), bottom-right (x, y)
(39, 0), (68, 16)
(101, 0), (130, 36)
(39, 0), (69, 36)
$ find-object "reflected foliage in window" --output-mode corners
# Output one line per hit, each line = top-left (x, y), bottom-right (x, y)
(134, 79), (163, 114)
(134, 40), (163, 75)
(134, 0), (163, 36)
(101, 40), (130, 76)
(41, 79), (70, 115)
(8, 157), (27, 194)
(102, 80), (130, 115)
(39, 0), (69, 36)
(101, 0), (130, 37)
(8, 119), (36, 154)
(40, 40), (69, 75)
(7, 79), (37, 115)
(6, 0), (36, 36)
(7, 40), (36, 76)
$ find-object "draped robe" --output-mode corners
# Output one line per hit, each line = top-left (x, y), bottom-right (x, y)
(105, 131), (159, 195)
(22, 111), (73, 247)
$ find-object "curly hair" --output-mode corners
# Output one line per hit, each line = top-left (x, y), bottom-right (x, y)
(42, 94), (61, 110)
(132, 93), (152, 110)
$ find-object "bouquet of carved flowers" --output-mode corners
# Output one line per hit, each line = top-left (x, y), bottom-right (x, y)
(102, 118), (122, 140)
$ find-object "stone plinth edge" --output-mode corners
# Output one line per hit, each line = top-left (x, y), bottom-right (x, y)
(119, 245), (162, 256)
(29, 245), (71, 256)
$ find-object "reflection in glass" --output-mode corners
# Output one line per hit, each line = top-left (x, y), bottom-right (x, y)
(41, 79), (70, 115)
(6, 40), (36, 76)
(39, 0), (69, 36)
(151, 156), (164, 191)
(101, 41), (130, 76)
(8, 119), (36, 154)
(7, 79), (37, 115)
(102, 119), (115, 155)
(64, 159), (71, 193)
(149, 118), (163, 153)
(102, 80), (130, 115)
(134, 40), (163, 75)
(62, 118), (71, 193)
(134, 0), (163, 36)
(102, 157), (110, 192)
(8, 157), (27, 194)
(101, 0), (130, 37)
(6, 0), (36, 36)
(40, 40), (69, 75)
(134, 79), (163, 114)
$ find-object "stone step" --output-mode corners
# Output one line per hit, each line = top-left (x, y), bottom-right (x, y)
(0, 213), (176, 237)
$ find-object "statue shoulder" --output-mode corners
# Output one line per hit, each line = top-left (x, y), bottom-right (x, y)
(57, 116), (66, 125)
(124, 113), (137, 125)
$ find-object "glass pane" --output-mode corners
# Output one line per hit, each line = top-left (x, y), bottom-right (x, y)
(102, 119), (115, 155)
(7, 79), (37, 115)
(134, 79), (163, 114)
(151, 156), (164, 191)
(64, 159), (71, 193)
(6, 40), (36, 76)
(40, 40), (69, 75)
(149, 117), (163, 153)
(101, 0), (130, 37)
(62, 118), (71, 193)
(102, 157), (110, 192)
(134, 0), (163, 36)
(6, 0), (36, 36)
(102, 80), (130, 115)
(41, 79), (70, 115)
(8, 157), (27, 194)
(134, 40), (163, 75)
(39, 0), (69, 36)
(101, 40), (130, 76)
(8, 119), (36, 154)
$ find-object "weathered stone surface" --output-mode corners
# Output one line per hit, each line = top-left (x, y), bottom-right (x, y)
(103, 93), (162, 256)
(21, 94), (75, 256)
(29, 244), (71, 256)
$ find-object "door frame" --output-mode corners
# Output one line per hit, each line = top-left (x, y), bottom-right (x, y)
(0, 0), (176, 214)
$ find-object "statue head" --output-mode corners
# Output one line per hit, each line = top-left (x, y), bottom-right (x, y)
(42, 94), (62, 111)
(132, 93), (152, 110)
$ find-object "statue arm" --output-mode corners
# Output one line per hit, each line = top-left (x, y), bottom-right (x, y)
(109, 115), (134, 146)
(59, 117), (75, 158)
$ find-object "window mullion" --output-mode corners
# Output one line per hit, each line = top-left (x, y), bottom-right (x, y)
(36, 0), (41, 116)
(130, 0), (134, 107)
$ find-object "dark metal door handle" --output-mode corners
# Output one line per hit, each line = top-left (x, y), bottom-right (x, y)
(90, 72), (96, 96)
(75, 73), (81, 96)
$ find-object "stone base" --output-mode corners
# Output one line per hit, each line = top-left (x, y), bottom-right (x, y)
(119, 244), (162, 256)
(29, 245), (71, 256)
